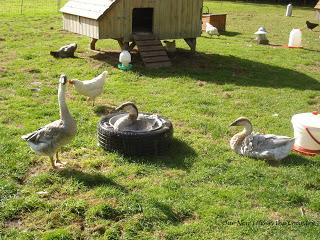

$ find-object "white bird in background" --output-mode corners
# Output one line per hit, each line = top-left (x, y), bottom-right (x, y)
(206, 23), (220, 37)
(69, 71), (108, 106)
(21, 75), (77, 169)
(50, 43), (77, 58)
(229, 117), (295, 161)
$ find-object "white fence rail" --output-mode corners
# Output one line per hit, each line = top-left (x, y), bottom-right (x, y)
(0, 0), (67, 15)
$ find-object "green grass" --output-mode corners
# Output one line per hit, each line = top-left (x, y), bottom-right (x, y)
(1, 0), (320, 239)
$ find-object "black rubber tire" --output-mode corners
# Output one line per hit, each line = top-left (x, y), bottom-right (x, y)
(97, 112), (173, 156)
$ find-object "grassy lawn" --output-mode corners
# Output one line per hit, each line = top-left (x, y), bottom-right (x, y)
(1, 1), (320, 239)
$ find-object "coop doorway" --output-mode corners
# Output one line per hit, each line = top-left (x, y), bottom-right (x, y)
(132, 8), (154, 33)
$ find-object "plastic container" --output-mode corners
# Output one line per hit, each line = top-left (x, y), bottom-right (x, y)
(291, 112), (320, 155)
(286, 4), (293, 17)
(288, 29), (302, 48)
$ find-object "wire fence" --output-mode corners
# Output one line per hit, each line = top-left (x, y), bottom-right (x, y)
(0, 0), (68, 16)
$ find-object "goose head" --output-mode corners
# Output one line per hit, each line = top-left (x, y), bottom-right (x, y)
(229, 117), (253, 135)
(115, 102), (138, 120)
(59, 74), (68, 87)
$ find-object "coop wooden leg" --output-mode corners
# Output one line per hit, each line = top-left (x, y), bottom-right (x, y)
(117, 39), (133, 51)
(117, 39), (124, 50)
(90, 38), (98, 50)
(184, 38), (197, 53)
(128, 42), (136, 51)
(123, 42), (129, 51)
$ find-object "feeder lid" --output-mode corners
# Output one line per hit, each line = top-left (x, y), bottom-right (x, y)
(255, 27), (267, 35)
(291, 112), (320, 129)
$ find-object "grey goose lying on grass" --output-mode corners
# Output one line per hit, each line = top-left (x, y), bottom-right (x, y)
(229, 117), (294, 161)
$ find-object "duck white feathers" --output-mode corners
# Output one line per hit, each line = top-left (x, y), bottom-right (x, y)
(229, 117), (294, 161)
(113, 102), (138, 131)
(21, 75), (77, 169)
(69, 71), (108, 106)
(206, 23), (220, 37)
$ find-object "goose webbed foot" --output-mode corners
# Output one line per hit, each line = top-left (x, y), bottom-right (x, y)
(50, 154), (65, 170)
(54, 161), (66, 169)
(55, 152), (66, 168)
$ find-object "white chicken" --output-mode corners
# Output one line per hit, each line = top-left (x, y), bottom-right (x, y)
(69, 71), (108, 106)
(206, 23), (220, 37)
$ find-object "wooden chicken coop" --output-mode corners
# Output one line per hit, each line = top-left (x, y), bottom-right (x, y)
(60, 0), (204, 68)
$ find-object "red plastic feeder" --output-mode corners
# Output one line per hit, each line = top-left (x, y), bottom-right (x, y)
(291, 111), (320, 156)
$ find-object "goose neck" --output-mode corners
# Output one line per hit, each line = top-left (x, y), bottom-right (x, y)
(58, 84), (73, 124)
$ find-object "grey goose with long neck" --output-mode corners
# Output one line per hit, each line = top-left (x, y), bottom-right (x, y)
(22, 75), (77, 169)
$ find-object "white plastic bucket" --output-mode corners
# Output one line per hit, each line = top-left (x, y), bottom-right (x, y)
(291, 112), (320, 154)
(288, 29), (302, 48)
(286, 4), (293, 17)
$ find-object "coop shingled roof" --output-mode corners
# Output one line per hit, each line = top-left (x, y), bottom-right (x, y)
(60, 0), (117, 20)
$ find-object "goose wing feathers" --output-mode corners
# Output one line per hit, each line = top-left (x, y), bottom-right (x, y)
(22, 120), (65, 146)
(246, 134), (293, 150)
(242, 133), (294, 160)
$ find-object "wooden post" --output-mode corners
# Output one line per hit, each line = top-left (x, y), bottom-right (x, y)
(57, 0), (61, 12)
(184, 38), (197, 53)
(90, 38), (98, 50)
(128, 42), (136, 51)
(117, 39), (131, 51)
(123, 42), (129, 51)
(20, 0), (24, 14)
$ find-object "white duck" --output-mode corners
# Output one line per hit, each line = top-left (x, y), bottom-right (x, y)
(21, 75), (77, 169)
(113, 102), (138, 131)
(69, 71), (108, 106)
(206, 23), (220, 37)
(229, 117), (294, 161)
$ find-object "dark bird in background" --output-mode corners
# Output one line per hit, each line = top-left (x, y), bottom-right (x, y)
(50, 43), (77, 58)
(306, 21), (319, 31)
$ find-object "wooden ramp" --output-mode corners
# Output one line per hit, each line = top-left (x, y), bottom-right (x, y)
(133, 33), (171, 68)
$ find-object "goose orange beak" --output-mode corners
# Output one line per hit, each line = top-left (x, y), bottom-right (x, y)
(68, 80), (74, 85)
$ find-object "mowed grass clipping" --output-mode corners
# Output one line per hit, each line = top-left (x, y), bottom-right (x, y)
(1, 0), (320, 239)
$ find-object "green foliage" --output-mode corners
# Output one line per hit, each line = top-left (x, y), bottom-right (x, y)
(42, 229), (73, 240)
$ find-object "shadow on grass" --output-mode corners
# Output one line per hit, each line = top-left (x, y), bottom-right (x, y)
(57, 168), (127, 192)
(93, 105), (115, 117)
(126, 138), (197, 170)
(153, 202), (191, 224)
(280, 153), (320, 167)
(90, 49), (320, 91)
(201, 31), (241, 38)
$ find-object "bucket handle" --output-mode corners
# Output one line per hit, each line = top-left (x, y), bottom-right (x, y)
(306, 127), (320, 145)
(203, 6), (210, 14)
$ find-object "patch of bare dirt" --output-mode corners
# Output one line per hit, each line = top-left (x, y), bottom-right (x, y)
(0, 66), (7, 73)
(5, 218), (23, 229)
